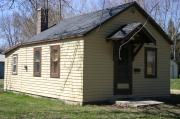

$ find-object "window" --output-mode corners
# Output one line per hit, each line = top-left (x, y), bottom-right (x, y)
(145, 47), (157, 78)
(34, 47), (41, 77)
(50, 45), (60, 78)
(12, 54), (18, 75)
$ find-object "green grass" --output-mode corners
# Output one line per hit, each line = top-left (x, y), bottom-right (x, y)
(171, 79), (180, 90)
(0, 80), (179, 119)
(0, 80), (3, 92)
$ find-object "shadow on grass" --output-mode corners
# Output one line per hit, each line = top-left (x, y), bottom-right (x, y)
(3, 105), (179, 119)
(161, 94), (180, 106)
(140, 94), (180, 119)
(140, 106), (180, 119)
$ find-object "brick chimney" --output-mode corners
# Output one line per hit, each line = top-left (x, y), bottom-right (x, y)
(36, 8), (48, 34)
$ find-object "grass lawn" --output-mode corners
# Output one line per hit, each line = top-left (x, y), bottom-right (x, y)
(171, 79), (180, 90)
(0, 80), (3, 91)
(0, 80), (180, 119)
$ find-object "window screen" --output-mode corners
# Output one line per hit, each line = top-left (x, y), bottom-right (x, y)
(50, 45), (60, 78)
(145, 47), (157, 78)
(34, 47), (41, 77)
(12, 54), (18, 75)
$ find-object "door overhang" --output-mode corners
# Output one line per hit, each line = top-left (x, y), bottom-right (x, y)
(108, 22), (157, 95)
(106, 22), (156, 44)
(107, 22), (156, 60)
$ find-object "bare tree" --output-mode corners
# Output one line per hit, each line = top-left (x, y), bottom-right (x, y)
(0, 0), (179, 54)
(99, 0), (180, 60)
(0, 0), (85, 48)
(0, 12), (20, 47)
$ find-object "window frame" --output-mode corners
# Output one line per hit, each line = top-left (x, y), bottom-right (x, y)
(12, 54), (18, 75)
(50, 45), (60, 78)
(33, 47), (42, 77)
(144, 47), (157, 78)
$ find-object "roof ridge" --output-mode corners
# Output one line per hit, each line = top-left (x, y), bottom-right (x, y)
(55, 2), (136, 25)
(5, 2), (142, 54)
(29, 2), (135, 42)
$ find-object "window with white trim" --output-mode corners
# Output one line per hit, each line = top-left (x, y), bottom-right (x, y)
(145, 47), (157, 78)
(12, 54), (18, 75)
(50, 45), (60, 78)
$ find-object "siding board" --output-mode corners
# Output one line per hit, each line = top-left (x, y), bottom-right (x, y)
(83, 6), (170, 102)
(4, 38), (84, 103)
(5, 6), (170, 104)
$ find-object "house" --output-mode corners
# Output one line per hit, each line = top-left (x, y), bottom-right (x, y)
(170, 60), (178, 79)
(0, 54), (5, 79)
(4, 2), (172, 105)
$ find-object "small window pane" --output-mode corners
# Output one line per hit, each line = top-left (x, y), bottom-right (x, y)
(12, 54), (18, 75)
(147, 51), (155, 75)
(35, 51), (40, 62)
(13, 65), (16, 73)
(34, 48), (41, 77)
(35, 62), (40, 72)
(13, 57), (17, 64)
(145, 48), (157, 78)
(53, 62), (58, 73)
(50, 45), (60, 78)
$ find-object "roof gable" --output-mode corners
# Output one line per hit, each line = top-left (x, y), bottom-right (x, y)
(27, 2), (134, 44)
(5, 2), (172, 55)
(107, 22), (156, 44)
(107, 22), (142, 40)
(132, 3), (172, 45)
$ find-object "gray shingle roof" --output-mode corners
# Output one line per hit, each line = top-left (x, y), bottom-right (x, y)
(108, 22), (141, 40)
(5, 2), (173, 55)
(26, 2), (134, 44)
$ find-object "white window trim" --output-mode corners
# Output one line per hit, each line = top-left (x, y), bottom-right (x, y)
(12, 54), (18, 75)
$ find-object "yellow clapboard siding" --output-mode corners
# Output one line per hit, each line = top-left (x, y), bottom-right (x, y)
(4, 38), (84, 103)
(5, 5), (170, 104)
(83, 6), (170, 102)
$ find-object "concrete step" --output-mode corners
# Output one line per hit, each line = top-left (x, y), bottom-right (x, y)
(115, 100), (163, 108)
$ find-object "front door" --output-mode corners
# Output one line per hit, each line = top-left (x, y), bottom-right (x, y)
(113, 42), (132, 95)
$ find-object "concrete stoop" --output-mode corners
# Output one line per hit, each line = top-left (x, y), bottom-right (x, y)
(115, 100), (163, 108)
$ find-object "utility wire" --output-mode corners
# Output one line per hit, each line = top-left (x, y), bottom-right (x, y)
(98, 0), (106, 30)
(118, 0), (161, 60)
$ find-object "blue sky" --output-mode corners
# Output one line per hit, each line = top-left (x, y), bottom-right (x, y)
(0, 0), (179, 47)
(0, 40), (6, 46)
